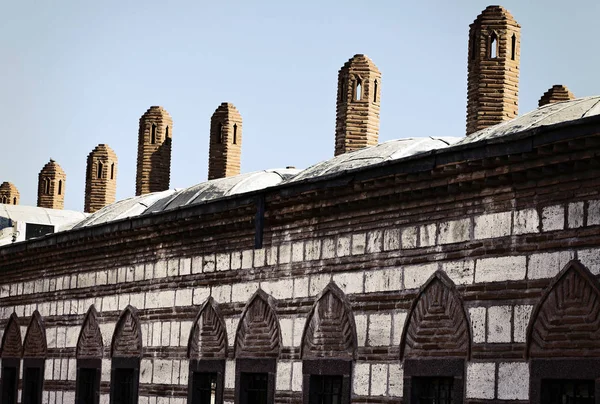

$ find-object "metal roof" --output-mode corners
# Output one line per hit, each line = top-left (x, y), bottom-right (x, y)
(0, 205), (87, 230)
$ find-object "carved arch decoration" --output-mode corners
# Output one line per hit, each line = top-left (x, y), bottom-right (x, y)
(111, 305), (142, 358)
(77, 305), (104, 359)
(234, 289), (281, 359)
(188, 297), (228, 359)
(301, 282), (357, 360)
(527, 260), (600, 358)
(400, 271), (471, 359)
(1, 313), (23, 358)
(23, 310), (47, 358)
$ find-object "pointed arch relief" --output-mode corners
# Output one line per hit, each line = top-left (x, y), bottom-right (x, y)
(188, 297), (228, 360)
(234, 289), (281, 359)
(77, 305), (104, 359)
(23, 311), (47, 358)
(527, 260), (600, 358)
(111, 305), (142, 358)
(301, 282), (357, 360)
(1, 313), (23, 358)
(400, 271), (470, 360)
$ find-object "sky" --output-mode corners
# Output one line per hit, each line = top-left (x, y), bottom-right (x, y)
(1, 0), (599, 211)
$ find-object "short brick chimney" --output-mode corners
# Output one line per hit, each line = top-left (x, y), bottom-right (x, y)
(85, 144), (118, 213)
(208, 103), (243, 180)
(0, 182), (19, 205)
(37, 159), (66, 210)
(538, 85), (575, 107)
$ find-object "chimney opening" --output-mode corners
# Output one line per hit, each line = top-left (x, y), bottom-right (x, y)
(151, 124), (157, 144)
(12, 197), (16, 204)
(489, 32), (498, 59)
(355, 78), (362, 101)
(44, 178), (50, 195)
(58, 180), (62, 195)
(111, 163), (115, 180)
(97, 161), (104, 179)
(233, 124), (238, 144)
(373, 80), (378, 103)
(511, 33), (516, 60)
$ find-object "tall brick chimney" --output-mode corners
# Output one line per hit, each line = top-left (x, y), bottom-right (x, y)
(208, 103), (243, 180)
(0, 182), (19, 205)
(538, 85), (575, 107)
(135, 106), (173, 196)
(335, 54), (381, 156)
(37, 159), (66, 210)
(85, 144), (118, 213)
(466, 6), (520, 136)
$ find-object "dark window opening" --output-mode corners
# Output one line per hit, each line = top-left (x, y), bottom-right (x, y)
(490, 33), (498, 59)
(373, 80), (378, 103)
(113, 368), (136, 404)
(23, 366), (43, 404)
(412, 377), (454, 404)
(77, 368), (100, 404)
(241, 373), (268, 404)
(355, 79), (362, 101)
(191, 372), (217, 404)
(233, 124), (238, 144)
(1, 366), (18, 404)
(44, 178), (50, 195)
(25, 223), (54, 240)
(12, 197), (16, 204)
(165, 126), (169, 139)
(58, 180), (62, 195)
(110, 163), (115, 180)
(151, 124), (157, 144)
(541, 379), (595, 404)
(97, 162), (103, 179)
(1, 196), (6, 204)
(340, 80), (347, 103)
(471, 32), (477, 60)
(309, 375), (343, 404)
(511, 34), (517, 60)
(217, 123), (224, 144)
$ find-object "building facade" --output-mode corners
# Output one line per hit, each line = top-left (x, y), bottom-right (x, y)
(1, 5), (600, 404)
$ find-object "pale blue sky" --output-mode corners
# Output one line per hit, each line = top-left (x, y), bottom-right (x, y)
(1, 1), (599, 211)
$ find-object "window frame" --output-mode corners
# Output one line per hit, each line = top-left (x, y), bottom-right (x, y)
(110, 357), (140, 404)
(402, 359), (464, 404)
(76, 358), (102, 404)
(22, 358), (45, 404)
(234, 358), (276, 404)
(530, 359), (600, 404)
(302, 359), (352, 404)
(187, 359), (225, 404)
(0, 358), (20, 404)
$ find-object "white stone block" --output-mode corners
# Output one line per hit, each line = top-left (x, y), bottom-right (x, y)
(293, 277), (309, 298)
(139, 359), (153, 384)
(179, 360), (189, 385)
(354, 314), (367, 346)
(469, 307), (486, 343)
(293, 317), (305, 347)
(261, 279), (293, 300)
(203, 254), (216, 272)
(400, 227), (417, 249)
(232, 282), (259, 302)
(180, 321), (192, 347)
(99, 323), (115, 347)
(513, 305), (533, 343)
(309, 273), (331, 296)
(102, 295), (118, 312)
(230, 251), (242, 270)
(193, 287), (210, 305)
(152, 322), (161, 346)
(170, 322), (180, 347)
(101, 359), (111, 382)
(276, 361), (292, 391)
(439, 219), (470, 245)
(212, 284), (231, 303)
(279, 244), (291, 264)
(513, 208), (539, 235)
(337, 235), (351, 257)
(68, 358), (76, 381)
(45, 360), (54, 380)
(153, 359), (172, 384)
(280, 318), (294, 346)
(487, 306), (512, 343)
(370, 363), (388, 396)
(130, 293), (145, 309)
(321, 238), (336, 259)
(154, 261), (167, 278)
(388, 363), (403, 397)
(392, 311), (407, 346)
(216, 253), (230, 271)
(266, 246), (278, 266)
(305, 240), (321, 261)
(588, 200), (600, 226)
(475, 212), (511, 239)
(161, 322), (171, 346)
(225, 318), (239, 347)
(578, 248), (600, 275)
(352, 233), (366, 255)
(441, 260), (474, 285)
(568, 202), (585, 229)
(292, 242), (304, 262)
(528, 251), (574, 279)
(419, 223), (437, 247)
(63, 393), (74, 404)
(366, 230), (383, 253)
(332, 272), (364, 295)
(191, 256), (202, 274)
(364, 267), (401, 293)
(291, 361), (302, 391)
(225, 360), (236, 389)
(498, 362), (529, 400)
(65, 326), (79, 347)
(475, 256), (526, 283)
(368, 314), (391, 346)
(404, 263), (437, 289)
(144, 263), (154, 279)
(254, 249), (265, 267)
(353, 363), (370, 396)
(466, 362), (495, 399)
(383, 228), (400, 251)
(542, 205), (564, 232)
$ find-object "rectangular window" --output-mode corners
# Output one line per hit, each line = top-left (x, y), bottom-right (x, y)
(114, 368), (135, 404)
(191, 372), (217, 404)
(411, 377), (454, 404)
(309, 375), (343, 404)
(78, 368), (99, 404)
(23, 366), (42, 404)
(240, 373), (268, 404)
(541, 379), (595, 404)
(1, 366), (18, 404)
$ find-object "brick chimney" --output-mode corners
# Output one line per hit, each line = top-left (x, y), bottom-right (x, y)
(466, 6), (520, 135)
(335, 54), (381, 156)
(37, 159), (66, 209)
(136, 106), (173, 196)
(85, 144), (118, 213)
(0, 182), (19, 205)
(208, 103), (243, 180)
(538, 85), (575, 107)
